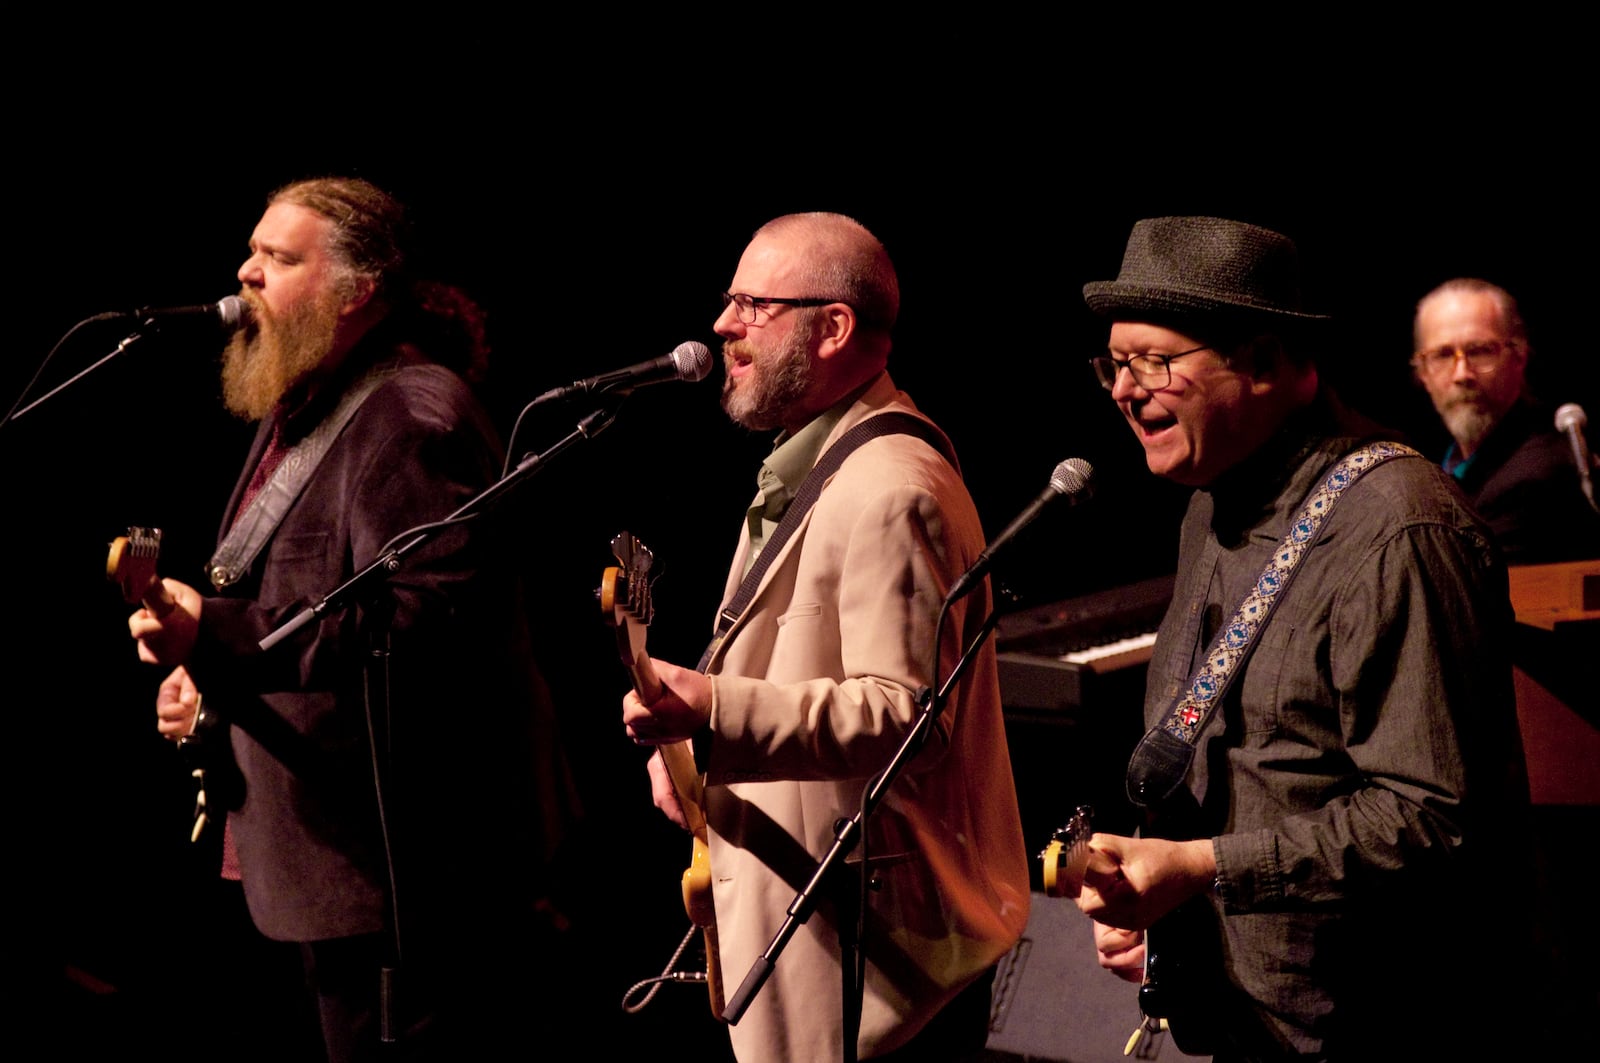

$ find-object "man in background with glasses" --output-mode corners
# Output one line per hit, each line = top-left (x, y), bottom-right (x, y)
(1072, 217), (1528, 1060)
(1412, 277), (1599, 562)
(622, 212), (1029, 1062)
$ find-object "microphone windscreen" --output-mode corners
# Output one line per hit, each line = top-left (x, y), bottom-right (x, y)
(1555, 403), (1587, 433)
(672, 341), (713, 382)
(1050, 458), (1095, 500)
(218, 295), (251, 329)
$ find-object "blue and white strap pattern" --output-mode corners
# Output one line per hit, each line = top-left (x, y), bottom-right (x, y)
(1160, 441), (1420, 743)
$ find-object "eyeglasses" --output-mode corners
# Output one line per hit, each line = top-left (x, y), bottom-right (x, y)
(721, 291), (839, 325)
(1411, 340), (1516, 378)
(1089, 344), (1211, 391)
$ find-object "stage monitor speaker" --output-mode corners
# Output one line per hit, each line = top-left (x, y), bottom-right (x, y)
(985, 892), (1199, 1062)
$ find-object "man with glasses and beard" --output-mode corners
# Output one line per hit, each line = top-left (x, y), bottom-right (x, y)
(621, 213), (1029, 1062)
(129, 177), (570, 1062)
(1411, 277), (1599, 563)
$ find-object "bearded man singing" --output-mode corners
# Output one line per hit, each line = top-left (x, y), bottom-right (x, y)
(129, 177), (570, 1062)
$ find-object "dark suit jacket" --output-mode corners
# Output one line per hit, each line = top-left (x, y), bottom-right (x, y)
(185, 329), (570, 947)
(1453, 401), (1600, 564)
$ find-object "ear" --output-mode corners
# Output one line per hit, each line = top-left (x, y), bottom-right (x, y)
(339, 275), (378, 318)
(1246, 333), (1320, 402)
(813, 302), (857, 361)
(1241, 334), (1288, 392)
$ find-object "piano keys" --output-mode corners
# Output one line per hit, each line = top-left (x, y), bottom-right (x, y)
(996, 574), (1175, 848)
(996, 574), (1173, 714)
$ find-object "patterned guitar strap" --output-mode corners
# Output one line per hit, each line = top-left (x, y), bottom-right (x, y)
(1127, 441), (1421, 809)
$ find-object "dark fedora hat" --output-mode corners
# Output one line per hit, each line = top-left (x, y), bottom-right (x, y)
(1083, 216), (1329, 324)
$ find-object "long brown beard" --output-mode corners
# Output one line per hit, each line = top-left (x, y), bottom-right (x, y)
(221, 288), (343, 421)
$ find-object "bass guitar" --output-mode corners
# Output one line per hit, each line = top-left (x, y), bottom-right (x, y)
(108, 527), (223, 842)
(1039, 805), (1218, 1055)
(600, 531), (725, 1017)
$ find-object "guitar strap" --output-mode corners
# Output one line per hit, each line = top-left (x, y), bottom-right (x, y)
(207, 365), (400, 589)
(1127, 441), (1421, 809)
(696, 412), (957, 672)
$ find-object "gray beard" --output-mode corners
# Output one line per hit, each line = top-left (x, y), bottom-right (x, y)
(720, 320), (816, 432)
(1438, 393), (1500, 456)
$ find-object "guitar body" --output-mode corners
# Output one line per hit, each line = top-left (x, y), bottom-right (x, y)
(1135, 805), (1225, 1056)
(601, 532), (725, 1017)
(1139, 896), (1224, 1055)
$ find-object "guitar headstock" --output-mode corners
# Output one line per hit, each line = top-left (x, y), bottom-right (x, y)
(1040, 804), (1094, 899)
(107, 526), (173, 615)
(599, 531), (655, 630)
(599, 531), (664, 704)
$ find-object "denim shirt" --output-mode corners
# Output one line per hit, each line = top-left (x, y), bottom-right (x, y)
(1142, 396), (1528, 1058)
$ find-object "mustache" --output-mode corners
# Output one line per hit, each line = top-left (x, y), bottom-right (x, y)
(1438, 383), (1487, 407)
(233, 289), (269, 337)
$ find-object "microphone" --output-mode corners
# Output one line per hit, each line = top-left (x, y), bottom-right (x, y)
(947, 458), (1095, 602)
(132, 296), (251, 330)
(1554, 403), (1598, 512)
(539, 341), (713, 402)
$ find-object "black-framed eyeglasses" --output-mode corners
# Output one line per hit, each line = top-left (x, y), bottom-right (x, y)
(1089, 344), (1212, 391)
(1411, 339), (1516, 378)
(721, 291), (839, 325)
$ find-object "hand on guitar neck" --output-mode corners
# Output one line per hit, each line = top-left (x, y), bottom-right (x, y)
(601, 532), (725, 1017)
(1039, 809), (1157, 987)
(623, 657), (713, 750)
(1061, 828), (1222, 1054)
(112, 528), (203, 668)
(1072, 833), (1217, 933)
(109, 527), (219, 842)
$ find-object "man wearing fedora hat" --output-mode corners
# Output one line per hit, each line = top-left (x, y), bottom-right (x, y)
(1069, 217), (1527, 1058)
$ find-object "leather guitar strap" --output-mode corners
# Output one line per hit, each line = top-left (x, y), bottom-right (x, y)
(1127, 441), (1421, 809)
(206, 365), (399, 590)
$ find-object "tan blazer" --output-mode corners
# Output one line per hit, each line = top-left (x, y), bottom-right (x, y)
(703, 373), (1030, 1061)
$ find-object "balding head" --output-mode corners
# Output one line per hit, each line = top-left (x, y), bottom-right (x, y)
(714, 213), (900, 434)
(751, 213), (899, 336)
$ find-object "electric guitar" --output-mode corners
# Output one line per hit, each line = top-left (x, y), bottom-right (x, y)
(108, 527), (222, 842)
(599, 531), (725, 1017)
(1039, 803), (1218, 1055)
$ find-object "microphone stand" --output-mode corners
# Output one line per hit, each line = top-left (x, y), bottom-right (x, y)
(4, 314), (147, 426)
(261, 401), (621, 651)
(720, 594), (1004, 1063)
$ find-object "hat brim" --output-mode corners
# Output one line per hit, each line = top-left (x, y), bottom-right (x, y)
(1083, 280), (1331, 323)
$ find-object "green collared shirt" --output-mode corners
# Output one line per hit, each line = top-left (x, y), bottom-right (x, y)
(741, 384), (871, 575)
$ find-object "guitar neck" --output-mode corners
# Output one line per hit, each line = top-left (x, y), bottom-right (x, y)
(614, 603), (706, 833)
(635, 653), (707, 831)
(626, 644), (665, 707)
(658, 740), (707, 836)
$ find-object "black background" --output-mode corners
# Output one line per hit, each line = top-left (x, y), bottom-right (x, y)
(8, 32), (1595, 1057)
